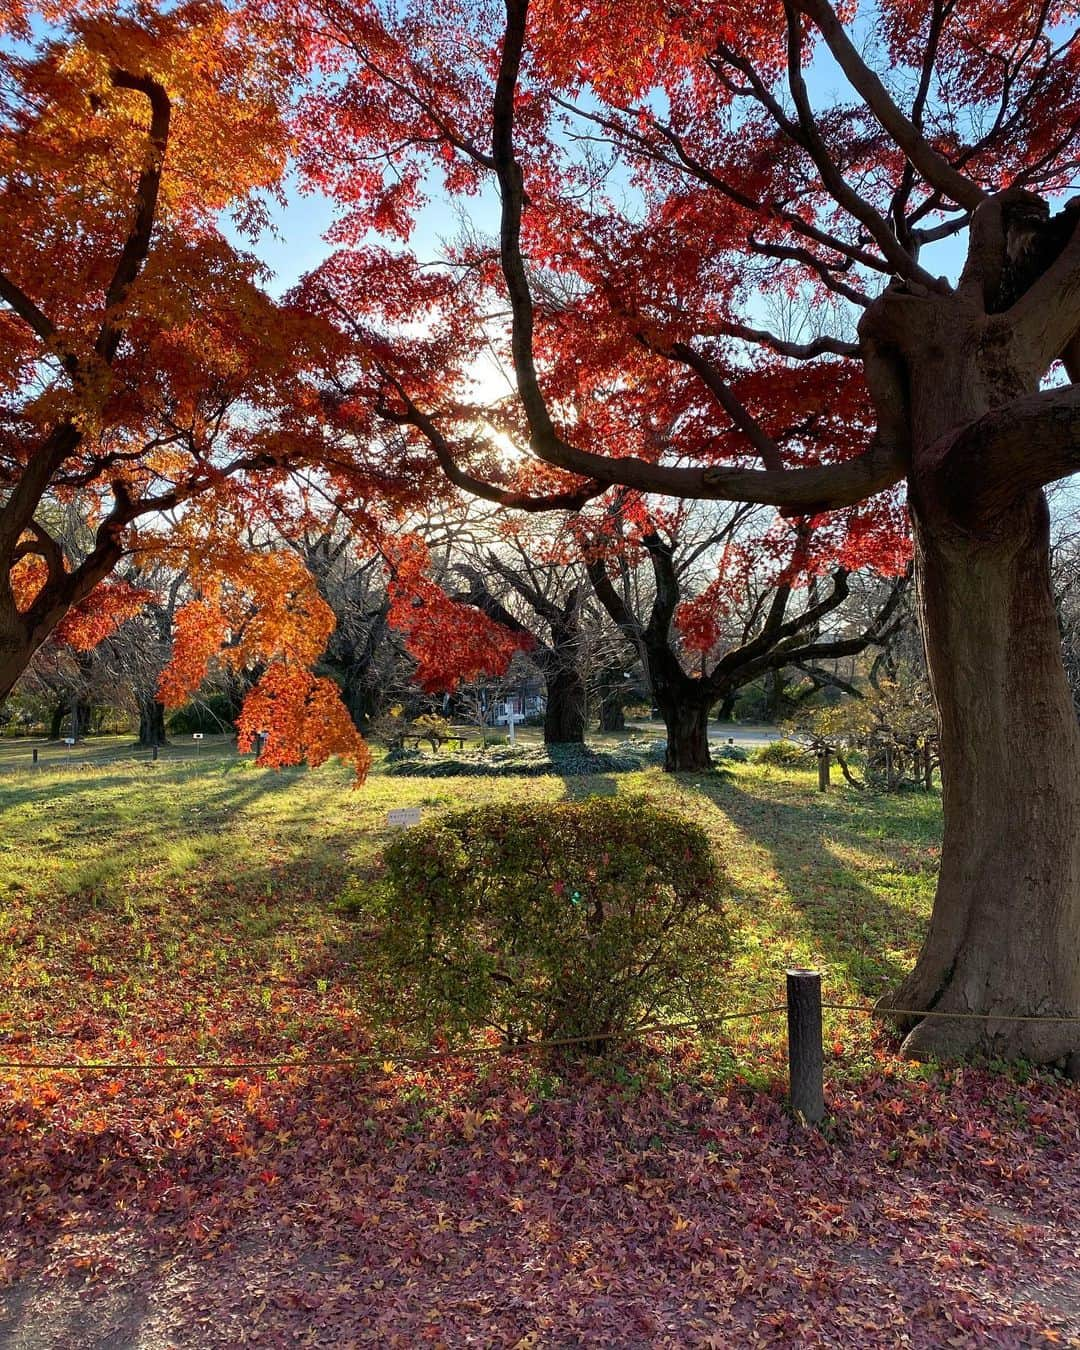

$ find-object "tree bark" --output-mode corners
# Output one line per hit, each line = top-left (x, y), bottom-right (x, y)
(762, 669), (787, 721)
(0, 633), (33, 710)
(137, 699), (168, 747)
(596, 665), (629, 732)
(889, 491), (1080, 1062)
(48, 701), (64, 741)
(715, 691), (737, 723)
(849, 192), (1080, 1063)
(658, 695), (713, 772)
(598, 692), (626, 733)
(542, 660), (587, 744)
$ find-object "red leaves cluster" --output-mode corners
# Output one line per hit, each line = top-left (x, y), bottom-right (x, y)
(385, 534), (528, 692)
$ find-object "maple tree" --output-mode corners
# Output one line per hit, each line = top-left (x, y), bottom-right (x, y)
(293, 0), (1080, 1061)
(0, 0), (524, 775)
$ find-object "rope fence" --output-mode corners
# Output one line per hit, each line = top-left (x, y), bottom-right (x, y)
(1, 976), (1077, 1127)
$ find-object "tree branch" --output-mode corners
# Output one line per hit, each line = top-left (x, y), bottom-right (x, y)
(792, 0), (985, 211)
(668, 342), (784, 470)
(96, 70), (171, 363)
(937, 383), (1080, 521)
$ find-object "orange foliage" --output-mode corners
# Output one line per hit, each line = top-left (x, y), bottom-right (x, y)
(235, 663), (371, 781)
(155, 544), (370, 779)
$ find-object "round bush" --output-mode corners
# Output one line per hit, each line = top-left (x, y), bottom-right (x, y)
(371, 795), (732, 1051)
(751, 738), (811, 768)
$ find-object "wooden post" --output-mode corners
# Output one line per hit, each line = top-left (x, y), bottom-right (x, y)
(152, 744), (158, 762)
(817, 750), (830, 793)
(786, 969), (824, 1125)
(32, 747), (38, 765)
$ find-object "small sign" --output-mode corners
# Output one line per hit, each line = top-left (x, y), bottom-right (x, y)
(387, 807), (422, 829)
(62, 737), (75, 746)
(192, 733), (204, 740)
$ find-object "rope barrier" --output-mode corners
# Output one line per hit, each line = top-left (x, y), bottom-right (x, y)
(823, 1002), (1080, 1024)
(0, 997), (1076, 1075)
(0, 1004), (790, 1074)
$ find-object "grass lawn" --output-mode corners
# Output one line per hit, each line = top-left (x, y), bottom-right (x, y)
(0, 746), (1076, 1346)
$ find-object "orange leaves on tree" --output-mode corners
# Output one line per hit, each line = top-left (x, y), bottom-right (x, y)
(157, 546), (369, 780)
(155, 599), (230, 709)
(54, 580), (150, 650)
(385, 535), (526, 693)
(235, 664), (371, 782)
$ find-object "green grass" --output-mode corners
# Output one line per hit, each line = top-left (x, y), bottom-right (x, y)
(0, 742), (942, 1080)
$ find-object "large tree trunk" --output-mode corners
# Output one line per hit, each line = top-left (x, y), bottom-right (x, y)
(542, 662), (586, 744)
(715, 691), (737, 723)
(856, 197), (1080, 1065)
(596, 666), (628, 733)
(137, 699), (168, 747)
(890, 491), (1080, 1063)
(658, 696), (712, 772)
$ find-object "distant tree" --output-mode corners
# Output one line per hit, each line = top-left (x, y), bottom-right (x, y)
(454, 539), (588, 744)
(585, 499), (908, 770)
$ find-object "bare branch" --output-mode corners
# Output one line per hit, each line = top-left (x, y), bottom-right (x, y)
(792, 0), (985, 210)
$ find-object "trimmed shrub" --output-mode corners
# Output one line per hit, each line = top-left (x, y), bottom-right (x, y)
(751, 738), (811, 768)
(382, 742), (653, 778)
(370, 796), (732, 1051)
(716, 742), (749, 762)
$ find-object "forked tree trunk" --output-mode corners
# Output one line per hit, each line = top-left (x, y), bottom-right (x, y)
(891, 491), (1080, 1063)
(659, 698), (712, 772)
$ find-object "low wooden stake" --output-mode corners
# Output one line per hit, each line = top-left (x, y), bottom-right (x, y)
(787, 969), (824, 1125)
(817, 751), (830, 792)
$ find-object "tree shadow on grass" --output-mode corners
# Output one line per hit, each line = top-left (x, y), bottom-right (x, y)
(557, 771), (620, 799)
(677, 773), (933, 995)
(0, 770), (359, 938)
